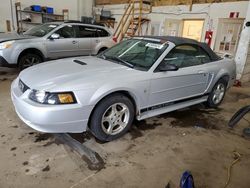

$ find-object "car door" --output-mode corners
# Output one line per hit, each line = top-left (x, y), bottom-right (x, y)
(75, 25), (94, 55)
(45, 25), (79, 59)
(93, 28), (111, 52)
(148, 44), (211, 107)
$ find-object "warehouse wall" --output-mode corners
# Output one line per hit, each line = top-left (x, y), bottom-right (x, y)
(241, 42), (250, 83)
(0, 0), (12, 32)
(79, 0), (94, 18)
(0, 0), (93, 32)
(151, 1), (248, 49)
(95, 1), (249, 50)
(236, 1), (250, 81)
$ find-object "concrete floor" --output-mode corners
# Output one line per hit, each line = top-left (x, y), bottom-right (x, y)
(1, 67), (250, 188)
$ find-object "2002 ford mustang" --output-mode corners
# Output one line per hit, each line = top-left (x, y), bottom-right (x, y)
(11, 36), (236, 141)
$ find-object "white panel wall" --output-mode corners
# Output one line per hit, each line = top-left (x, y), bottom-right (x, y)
(96, 1), (249, 50)
(0, 0), (12, 32)
(78, 0), (94, 18)
(235, 1), (250, 80)
(241, 42), (250, 82)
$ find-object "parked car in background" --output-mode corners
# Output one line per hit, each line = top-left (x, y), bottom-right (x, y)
(0, 22), (116, 70)
(11, 36), (236, 141)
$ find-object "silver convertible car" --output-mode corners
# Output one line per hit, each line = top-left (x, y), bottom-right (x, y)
(11, 36), (236, 141)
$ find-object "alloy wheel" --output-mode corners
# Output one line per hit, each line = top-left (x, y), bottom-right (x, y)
(212, 83), (225, 104)
(22, 56), (41, 68)
(101, 103), (130, 135)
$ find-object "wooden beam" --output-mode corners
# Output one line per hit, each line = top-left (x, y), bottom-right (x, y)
(96, 0), (248, 6)
(6, 20), (11, 32)
(189, 0), (193, 11)
(53, 134), (104, 170)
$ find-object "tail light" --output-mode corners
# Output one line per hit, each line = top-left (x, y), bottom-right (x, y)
(112, 36), (117, 43)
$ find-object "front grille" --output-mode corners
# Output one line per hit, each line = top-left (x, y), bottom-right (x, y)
(18, 79), (30, 93)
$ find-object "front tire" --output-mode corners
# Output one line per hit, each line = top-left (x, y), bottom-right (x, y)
(89, 94), (134, 142)
(18, 53), (42, 70)
(206, 79), (227, 108)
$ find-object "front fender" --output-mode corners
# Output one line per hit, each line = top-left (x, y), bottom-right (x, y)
(13, 42), (46, 64)
(88, 78), (150, 113)
(89, 85), (140, 110)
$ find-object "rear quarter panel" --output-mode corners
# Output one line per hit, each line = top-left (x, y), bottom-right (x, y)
(92, 37), (116, 55)
(206, 58), (236, 93)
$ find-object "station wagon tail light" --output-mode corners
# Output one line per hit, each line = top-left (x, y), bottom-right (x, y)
(29, 90), (77, 105)
(112, 37), (117, 43)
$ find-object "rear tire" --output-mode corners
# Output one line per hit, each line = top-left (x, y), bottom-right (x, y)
(206, 79), (227, 108)
(89, 94), (134, 142)
(18, 53), (42, 70)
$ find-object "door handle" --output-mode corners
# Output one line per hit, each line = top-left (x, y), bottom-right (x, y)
(72, 40), (78, 44)
(198, 70), (207, 77)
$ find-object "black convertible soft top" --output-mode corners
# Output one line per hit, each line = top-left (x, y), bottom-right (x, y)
(141, 36), (221, 61)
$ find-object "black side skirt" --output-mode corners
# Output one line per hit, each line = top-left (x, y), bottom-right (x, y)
(140, 93), (209, 113)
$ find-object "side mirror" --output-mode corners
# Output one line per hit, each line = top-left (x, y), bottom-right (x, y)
(50, 33), (60, 40)
(158, 63), (179, 72)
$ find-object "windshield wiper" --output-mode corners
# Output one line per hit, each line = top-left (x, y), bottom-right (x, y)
(106, 55), (134, 68)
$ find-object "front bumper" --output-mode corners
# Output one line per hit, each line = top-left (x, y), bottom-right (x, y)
(0, 48), (18, 67)
(11, 79), (93, 133)
(0, 56), (11, 67)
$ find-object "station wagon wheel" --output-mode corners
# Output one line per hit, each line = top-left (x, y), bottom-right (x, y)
(90, 94), (134, 142)
(206, 79), (227, 108)
(19, 53), (42, 70)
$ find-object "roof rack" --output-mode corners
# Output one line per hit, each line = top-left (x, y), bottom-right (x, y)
(64, 20), (82, 23)
(64, 20), (105, 27)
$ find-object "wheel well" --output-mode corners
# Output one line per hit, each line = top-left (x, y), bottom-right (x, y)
(98, 47), (108, 54)
(88, 91), (137, 127)
(220, 75), (230, 86)
(18, 48), (44, 64)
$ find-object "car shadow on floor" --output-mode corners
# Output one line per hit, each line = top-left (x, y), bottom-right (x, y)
(68, 104), (224, 143)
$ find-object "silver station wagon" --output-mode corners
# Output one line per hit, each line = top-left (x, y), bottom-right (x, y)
(11, 36), (236, 141)
(0, 22), (115, 70)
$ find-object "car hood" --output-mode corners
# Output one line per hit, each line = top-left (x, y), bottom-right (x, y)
(0, 32), (33, 42)
(19, 56), (142, 91)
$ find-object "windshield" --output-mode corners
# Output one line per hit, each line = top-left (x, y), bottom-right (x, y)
(24, 23), (59, 37)
(99, 38), (169, 71)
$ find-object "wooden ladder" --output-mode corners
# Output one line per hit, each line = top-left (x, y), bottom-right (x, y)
(113, 0), (151, 42)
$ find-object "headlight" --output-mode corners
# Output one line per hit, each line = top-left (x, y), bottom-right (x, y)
(0, 40), (15, 50)
(29, 90), (77, 105)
